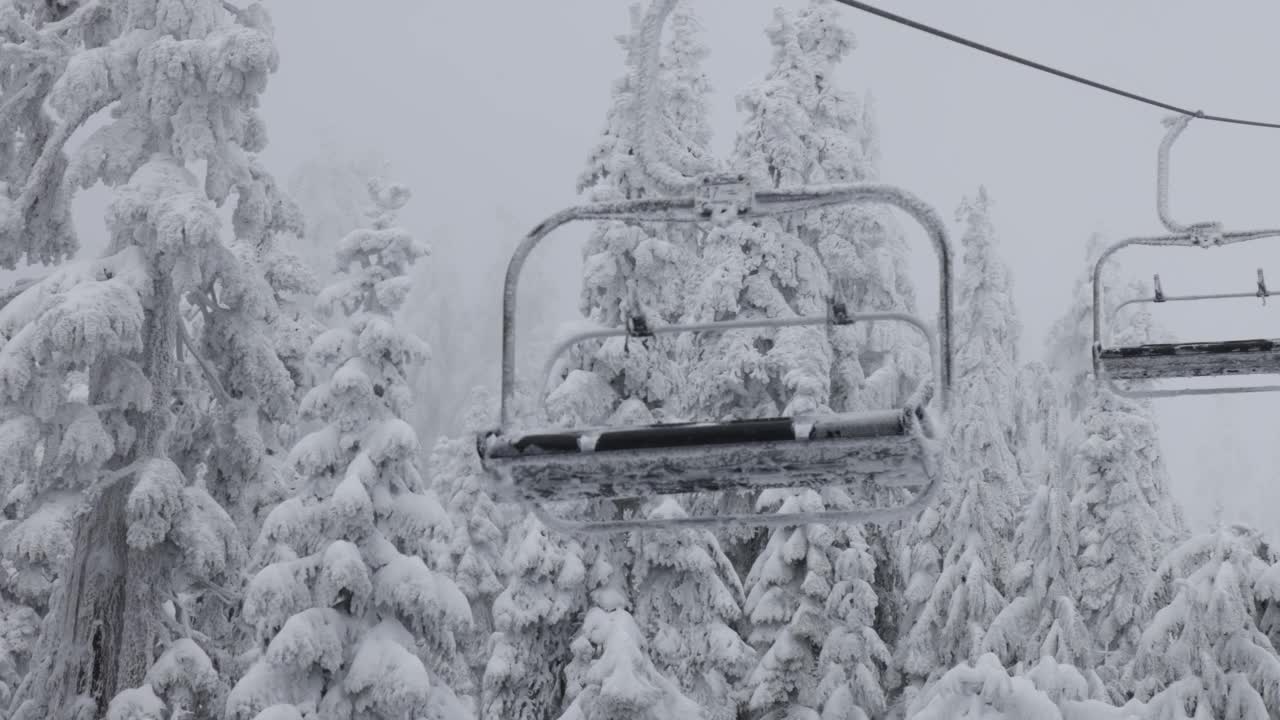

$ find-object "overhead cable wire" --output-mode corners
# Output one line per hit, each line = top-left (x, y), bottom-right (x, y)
(831, 0), (1280, 130)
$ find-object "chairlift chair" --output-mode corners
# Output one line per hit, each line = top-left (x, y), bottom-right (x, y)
(1093, 114), (1280, 398)
(475, 176), (955, 534)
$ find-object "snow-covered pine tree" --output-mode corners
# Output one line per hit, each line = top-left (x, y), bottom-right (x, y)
(178, 159), (319, 542)
(768, 2), (925, 675)
(682, 7), (900, 713)
(1129, 524), (1280, 717)
(904, 653), (1147, 719)
(948, 187), (1020, 559)
(0, 10), (125, 693)
(896, 189), (1020, 699)
(2, 3), (312, 717)
(1069, 386), (1178, 700)
(428, 385), (520, 696)
(227, 179), (472, 719)
(558, 607), (704, 720)
(903, 654), (1062, 720)
(1040, 237), (1187, 695)
(740, 490), (890, 719)
(627, 499), (755, 720)
(483, 517), (587, 720)
(982, 425), (1103, 696)
(1012, 361), (1061, 488)
(160, 145), (321, 692)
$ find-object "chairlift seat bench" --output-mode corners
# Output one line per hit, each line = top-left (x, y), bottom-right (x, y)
(1098, 338), (1280, 380)
(480, 408), (931, 503)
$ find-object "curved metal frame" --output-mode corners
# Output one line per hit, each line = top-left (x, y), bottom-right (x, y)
(481, 181), (954, 533)
(497, 182), (953, 427)
(1093, 114), (1280, 398)
(536, 310), (939, 420)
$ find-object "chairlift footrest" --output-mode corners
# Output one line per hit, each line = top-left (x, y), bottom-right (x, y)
(1099, 338), (1280, 380)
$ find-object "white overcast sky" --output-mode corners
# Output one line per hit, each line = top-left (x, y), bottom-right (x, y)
(254, 0), (1280, 533)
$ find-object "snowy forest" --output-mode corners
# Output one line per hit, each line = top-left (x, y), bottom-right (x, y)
(2, 0), (1280, 719)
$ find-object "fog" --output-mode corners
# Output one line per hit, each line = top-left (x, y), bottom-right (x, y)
(251, 1), (1280, 535)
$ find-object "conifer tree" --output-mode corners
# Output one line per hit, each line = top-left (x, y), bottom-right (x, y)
(227, 180), (472, 719)
(558, 608), (704, 720)
(897, 190), (1018, 694)
(430, 386), (519, 695)
(628, 499), (755, 720)
(482, 517), (587, 720)
(1, 3), (308, 716)
(1070, 388), (1175, 698)
(741, 490), (890, 719)
(983, 454), (1101, 694)
(1130, 525), (1280, 717)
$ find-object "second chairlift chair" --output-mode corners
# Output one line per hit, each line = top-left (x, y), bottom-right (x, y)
(1094, 114), (1280, 398)
(475, 0), (955, 534)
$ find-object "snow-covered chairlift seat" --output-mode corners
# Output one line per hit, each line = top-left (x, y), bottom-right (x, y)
(1098, 338), (1280, 381)
(476, 177), (954, 534)
(1092, 114), (1280, 399)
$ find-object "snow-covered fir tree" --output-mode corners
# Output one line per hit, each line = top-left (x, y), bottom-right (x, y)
(949, 188), (1022, 502)
(429, 385), (520, 696)
(227, 179), (472, 719)
(1038, 239), (1186, 697)
(904, 654), (1063, 719)
(558, 607), (704, 720)
(740, 490), (890, 719)
(982, 443), (1103, 696)
(178, 158), (319, 547)
(483, 517), (587, 720)
(1012, 361), (1062, 487)
(0, 3), (317, 717)
(1069, 386), (1178, 699)
(1129, 524), (1280, 718)
(627, 499), (755, 720)
(897, 190), (1028, 708)
(904, 653), (1148, 720)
